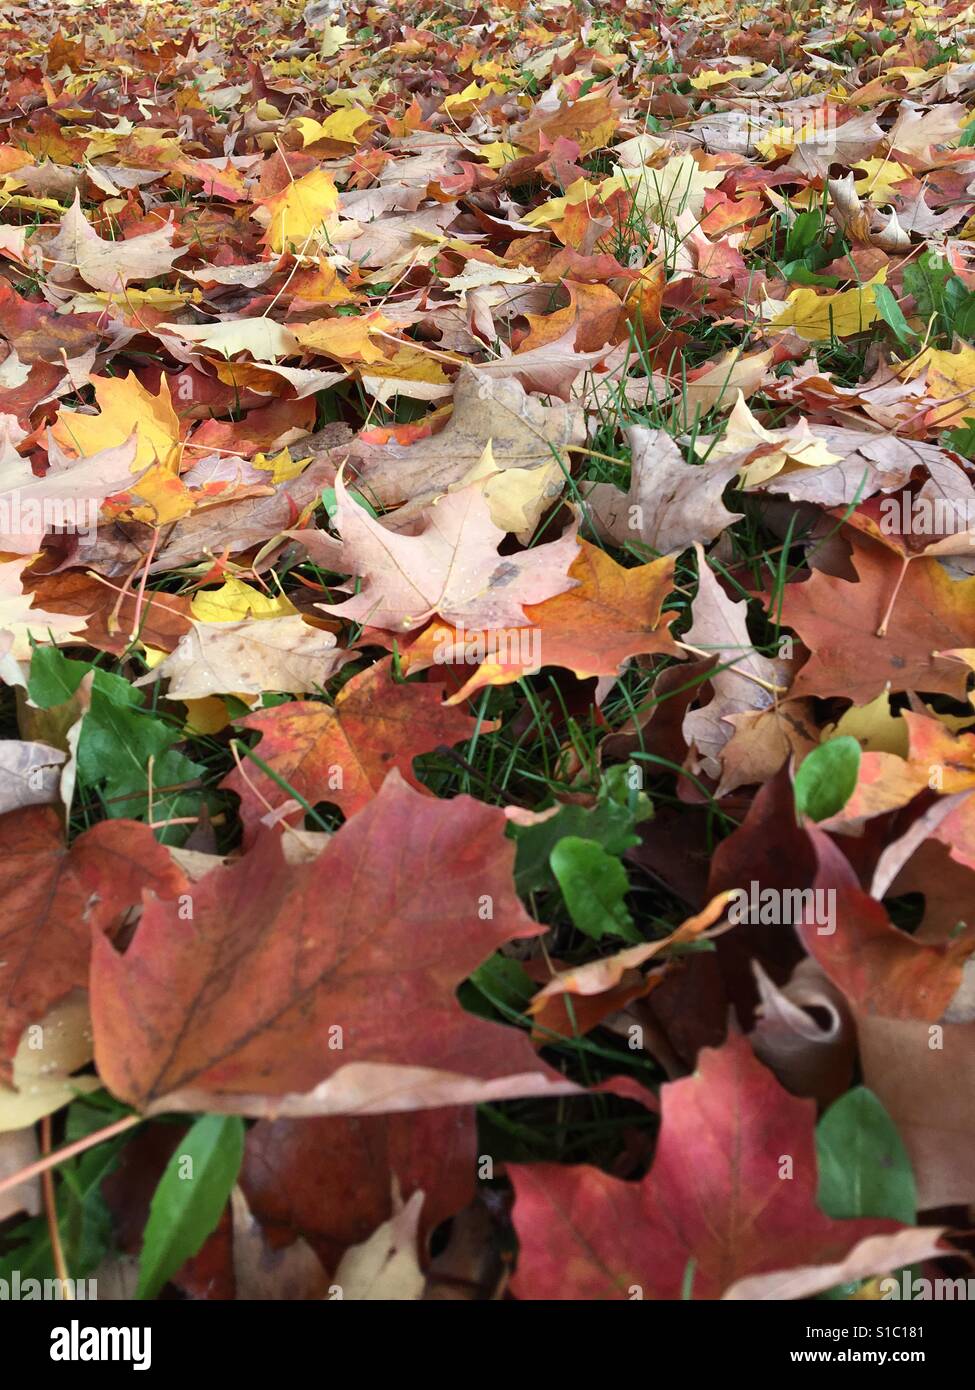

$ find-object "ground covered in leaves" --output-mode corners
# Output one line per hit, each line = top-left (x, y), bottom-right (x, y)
(1, 0), (975, 1303)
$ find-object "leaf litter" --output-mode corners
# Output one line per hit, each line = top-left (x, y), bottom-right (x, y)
(0, 0), (974, 1308)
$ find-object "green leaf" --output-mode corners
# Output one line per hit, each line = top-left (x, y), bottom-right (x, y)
(511, 798), (640, 895)
(953, 292), (975, 340)
(600, 763), (654, 825)
(466, 955), (535, 1019)
(945, 416), (975, 458)
(873, 284), (917, 348)
(817, 1087), (916, 1223)
(29, 646), (207, 842)
(549, 836), (639, 941)
(321, 484), (379, 519)
(779, 262), (840, 287)
(784, 208), (825, 261)
(137, 1115), (244, 1300)
(902, 251), (969, 341)
(794, 736), (861, 823)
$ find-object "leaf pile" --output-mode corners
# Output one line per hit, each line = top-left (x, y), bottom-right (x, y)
(2, 0), (975, 1303)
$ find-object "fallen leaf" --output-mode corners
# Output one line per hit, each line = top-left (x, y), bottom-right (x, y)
(46, 193), (180, 292)
(510, 1031), (943, 1299)
(90, 771), (578, 1115)
(315, 473), (580, 633)
(135, 615), (351, 699)
(221, 656), (489, 837)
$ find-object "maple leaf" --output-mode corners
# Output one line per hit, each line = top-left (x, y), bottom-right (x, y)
(620, 152), (724, 225)
(0, 278), (100, 363)
(681, 346), (774, 416)
(584, 426), (742, 553)
(77, 450), (347, 577)
(220, 656), (490, 838)
(761, 429), (965, 508)
(135, 616), (352, 700)
(315, 473), (580, 633)
(22, 571), (193, 657)
(902, 342), (975, 429)
(157, 318), (301, 362)
(510, 1031), (944, 1300)
(291, 312), (394, 365)
(799, 830), (975, 1021)
(0, 557), (88, 660)
(765, 271), (887, 340)
(347, 365), (584, 510)
(50, 371), (181, 474)
(779, 532), (975, 702)
(683, 546), (783, 779)
(258, 169), (340, 254)
(90, 771), (577, 1116)
(697, 391), (840, 489)
(46, 193), (180, 292)
(0, 431), (140, 553)
(0, 807), (186, 1066)
(402, 541), (682, 700)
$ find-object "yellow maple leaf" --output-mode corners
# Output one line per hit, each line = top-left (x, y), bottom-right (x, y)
(766, 269), (887, 340)
(293, 311), (394, 363)
(456, 439), (565, 542)
(126, 468), (195, 525)
(901, 343), (975, 427)
(478, 141), (529, 169)
(523, 175), (624, 228)
(359, 345), (452, 401)
(182, 696), (235, 735)
(443, 80), (507, 118)
(689, 62), (767, 90)
(77, 287), (199, 314)
(317, 19), (349, 59)
(324, 85), (379, 109)
(260, 169), (340, 254)
(292, 109), (373, 146)
(822, 692), (909, 757)
(191, 579), (297, 623)
(51, 373), (181, 473)
(621, 154), (725, 224)
(702, 391), (840, 487)
(252, 448), (311, 484)
(853, 158), (913, 202)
